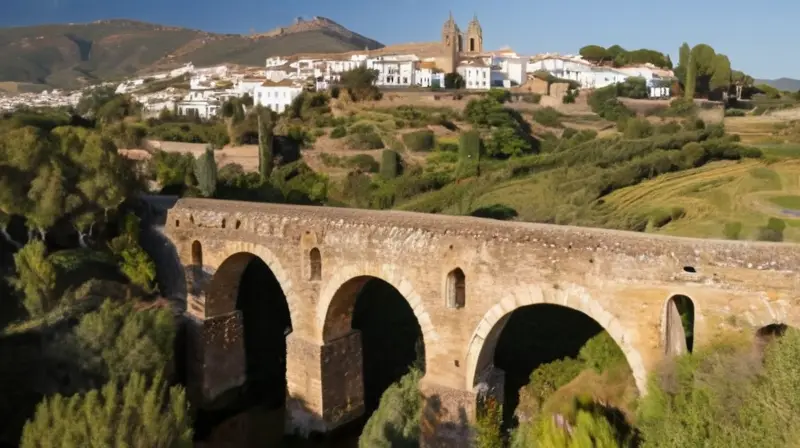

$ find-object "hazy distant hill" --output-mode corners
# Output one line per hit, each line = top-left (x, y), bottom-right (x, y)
(0, 17), (383, 89)
(755, 77), (800, 92)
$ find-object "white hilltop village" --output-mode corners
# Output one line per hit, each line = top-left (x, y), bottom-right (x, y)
(0, 14), (675, 115)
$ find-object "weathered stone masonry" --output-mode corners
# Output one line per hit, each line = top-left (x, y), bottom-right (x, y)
(162, 197), (800, 441)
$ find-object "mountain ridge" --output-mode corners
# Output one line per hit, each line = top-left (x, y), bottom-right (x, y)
(755, 77), (800, 92)
(0, 17), (384, 89)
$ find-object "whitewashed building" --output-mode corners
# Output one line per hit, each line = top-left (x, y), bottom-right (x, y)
(254, 80), (303, 113)
(266, 56), (290, 68)
(368, 57), (417, 86)
(527, 55), (628, 89)
(235, 78), (266, 97)
(457, 59), (491, 90)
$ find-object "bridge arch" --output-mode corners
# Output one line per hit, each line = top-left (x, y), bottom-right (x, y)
(200, 241), (296, 408)
(197, 240), (297, 319)
(317, 264), (439, 414)
(316, 264), (439, 345)
(464, 283), (647, 395)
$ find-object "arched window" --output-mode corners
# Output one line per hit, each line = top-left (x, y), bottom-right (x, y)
(191, 241), (203, 267)
(446, 268), (466, 309)
(309, 248), (322, 281)
(664, 294), (695, 356)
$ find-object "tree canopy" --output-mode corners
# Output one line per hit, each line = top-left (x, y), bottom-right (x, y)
(20, 372), (192, 448)
(578, 45), (671, 69)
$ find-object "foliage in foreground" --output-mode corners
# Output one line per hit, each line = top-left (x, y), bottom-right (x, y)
(20, 372), (192, 448)
(637, 328), (800, 448)
(54, 298), (176, 384)
(359, 368), (423, 448)
(8, 240), (58, 317)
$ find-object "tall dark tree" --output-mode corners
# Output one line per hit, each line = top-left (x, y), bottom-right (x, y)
(257, 111), (275, 179)
(684, 52), (697, 99)
(194, 146), (217, 198)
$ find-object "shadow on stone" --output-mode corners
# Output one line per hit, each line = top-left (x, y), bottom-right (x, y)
(421, 394), (471, 447)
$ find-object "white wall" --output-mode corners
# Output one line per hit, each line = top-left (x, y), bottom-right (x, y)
(457, 65), (491, 90)
(254, 85), (303, 113)
(369, 60), (416, 86)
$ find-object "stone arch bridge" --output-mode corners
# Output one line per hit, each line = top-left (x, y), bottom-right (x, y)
(159, 198), (800, 439)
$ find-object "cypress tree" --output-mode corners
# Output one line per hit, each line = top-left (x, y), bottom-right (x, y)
(457, 130), (482, 179)
(194, 145), (217, 198)
(684, 53), (697, 100)
(258, 111), (275, 179)
(380, 149), (400, 179)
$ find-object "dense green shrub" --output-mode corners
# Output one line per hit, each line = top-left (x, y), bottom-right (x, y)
(725, 108), (746, 117)
(330, 125), (347, 139)
(616, 77), (648, 99)
(662, 98), (697, 117)
(347, 154), (380, 173)
(9, 240), (58, 317)
(620, 118), (654, 139)
(756, 217), (785, 241)
(532, 107), (563, 127)
(637, 329), (800, 448)
(457, 131), (483, 179)
(437, 141), (459, 152)
(512, 403), (622, 448)
(474, 397), (503, 448)
(347, 131), (385, 150)
(20, 372), (192, 448)
(359, 369), (422, 448)
(381, 150), (401, 179)
(147, 121), (228, 147)
(402, 130), (436, 152)
(723, 221), (742, 240)
(56, 299), (176, 382)
(588, 86), (634, 121)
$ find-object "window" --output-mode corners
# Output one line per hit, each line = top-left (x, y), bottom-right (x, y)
(191, 241), (203, 266)
(445, 268), (466, 309)
(309, 248), (322, 281)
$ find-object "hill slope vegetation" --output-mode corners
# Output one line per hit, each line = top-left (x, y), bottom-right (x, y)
(0, 17), (383, 89)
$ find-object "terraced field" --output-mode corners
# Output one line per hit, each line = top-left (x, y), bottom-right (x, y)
(602, 159), (800, 241)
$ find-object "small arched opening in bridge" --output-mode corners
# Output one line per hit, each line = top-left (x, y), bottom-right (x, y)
(309, 248), (322, 281)
(323, 276), (425, 416)
(445, 268), (466, 309)
(469, 303), (638, 433)
(191, 241), (203, 266)
(204, 252), (292, 410)
(663, 294), (695, 356)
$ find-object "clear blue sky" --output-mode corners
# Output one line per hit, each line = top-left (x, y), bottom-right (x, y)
(3, 0), (795, 79)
